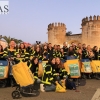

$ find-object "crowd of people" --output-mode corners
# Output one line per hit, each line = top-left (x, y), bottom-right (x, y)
(0, 39), (100, 92)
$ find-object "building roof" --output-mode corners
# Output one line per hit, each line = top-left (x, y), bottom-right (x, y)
(68, 33), (82, 36)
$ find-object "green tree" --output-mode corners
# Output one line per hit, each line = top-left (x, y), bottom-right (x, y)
(3, 36), (12, 44)
(14, 39), (23, 44)
(0, 35), (2, 40)
(66, 31), (72, 36)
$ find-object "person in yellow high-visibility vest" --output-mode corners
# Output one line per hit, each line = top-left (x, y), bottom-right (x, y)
(55, 57), (71, 89)
(0, 45), (4, 59)
(27, 56), (41, 90)
(27, 57), (39, 79)
(41, 57), (57, 92)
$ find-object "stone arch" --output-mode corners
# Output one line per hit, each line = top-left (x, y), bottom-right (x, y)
(68, 40), (80, 45)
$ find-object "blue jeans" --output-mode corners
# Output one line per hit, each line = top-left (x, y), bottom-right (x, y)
(44, 84), (56, 92)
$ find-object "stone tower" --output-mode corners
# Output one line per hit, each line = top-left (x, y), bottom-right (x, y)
(47, 23), (66, 46)
(81, 15), (100, 48)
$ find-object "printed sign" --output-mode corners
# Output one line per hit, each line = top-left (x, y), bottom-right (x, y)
(0, 66), (5, 77)
(83, 62), (92, 72)
(69, 64), (80, 76)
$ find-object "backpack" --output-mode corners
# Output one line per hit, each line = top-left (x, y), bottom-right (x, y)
(66, 79), (76, 90)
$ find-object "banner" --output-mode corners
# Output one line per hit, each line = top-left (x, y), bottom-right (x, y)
(91, 60), (100, 73)
(68, 63), (80, 77)
(81, 62), (92, 73)
(0, 66), (5, 77)
(66, 59), (81, 78)
(0, 66), (8, 79)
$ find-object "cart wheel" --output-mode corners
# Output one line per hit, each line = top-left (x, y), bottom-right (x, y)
(0, 79), (7, 88)
(16, 86), (20, 91)
(32, 90), (40, 97)
(12, 91), (20, 99)
(11, 80), (14, 87)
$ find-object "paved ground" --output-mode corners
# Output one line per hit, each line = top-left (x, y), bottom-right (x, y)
(0, 79), (100, 100)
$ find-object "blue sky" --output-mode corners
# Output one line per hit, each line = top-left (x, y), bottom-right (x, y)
(0, 0), (100, 44)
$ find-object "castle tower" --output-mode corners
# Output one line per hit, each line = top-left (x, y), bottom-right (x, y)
(81, 15), (100, 48)
(47, 23), (66, 46)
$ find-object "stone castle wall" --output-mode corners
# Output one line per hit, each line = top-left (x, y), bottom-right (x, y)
(81, 15), (100, 48)
(66, 34), (82, 45)
(48, 23), (66, 46)
(47, 15), (100, 48)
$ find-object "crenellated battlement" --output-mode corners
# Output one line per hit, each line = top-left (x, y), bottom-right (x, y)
(47, 15), (100, 48)
(82, 15), (100, 26)
(48, 22), (66, 30)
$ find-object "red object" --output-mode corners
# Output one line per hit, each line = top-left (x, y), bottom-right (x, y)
(23, 42), (27, 44)
(75, 90), (80, 92)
